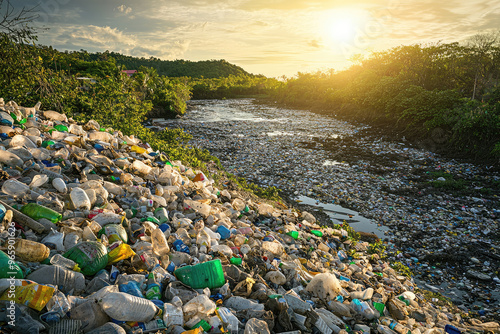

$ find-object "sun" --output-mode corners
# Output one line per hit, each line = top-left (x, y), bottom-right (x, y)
(330, 18), (357, 42)
(320, 8), (367, 45)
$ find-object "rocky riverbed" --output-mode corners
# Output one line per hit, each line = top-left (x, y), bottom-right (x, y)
(154, 98), (500, 321)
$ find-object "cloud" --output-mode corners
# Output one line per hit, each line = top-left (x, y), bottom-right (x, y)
(116, 5), (133, 15)
(308, 39), (323, 48)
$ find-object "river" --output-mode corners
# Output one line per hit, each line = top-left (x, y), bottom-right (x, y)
(155, 98), (500, 319)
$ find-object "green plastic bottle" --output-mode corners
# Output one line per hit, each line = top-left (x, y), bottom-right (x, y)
(287, 231), (299, 240)
(230, 257), (242, 266)
(54, 124), (68, 132)
(63, 241), (108, 276)
(174, 259), (225, 289)
(42, 140), (55, 148)
(311, 230), (323, 237)
(20, 203), (62, 223)
(0, 250), (24, 278)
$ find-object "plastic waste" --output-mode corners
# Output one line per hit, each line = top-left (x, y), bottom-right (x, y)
(27, 265), (86, 294)
(50, 254), (80, 271)
(63, 241), (108, 276)
(0, 250), (23, 278)
(13, 238), (50, 262)
(244, 318), (270, 334)
(99, 292), (158, 322)
(70, 187), (91, 210)
(20, 203), (62, 223)
(174, 259), (225, 289)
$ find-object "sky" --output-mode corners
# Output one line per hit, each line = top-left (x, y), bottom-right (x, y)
(10, 0), (500, 77)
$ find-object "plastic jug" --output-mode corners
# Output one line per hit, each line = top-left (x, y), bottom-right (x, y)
(174, 259), (225, 289)
(63, 241), (109, 276)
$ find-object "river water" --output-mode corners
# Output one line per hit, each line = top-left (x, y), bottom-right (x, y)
(157, 98), (500, 317)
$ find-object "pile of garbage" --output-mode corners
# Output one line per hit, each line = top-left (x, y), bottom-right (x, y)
(0, 98), (498, 334)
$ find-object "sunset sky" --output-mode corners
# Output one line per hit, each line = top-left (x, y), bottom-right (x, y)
(15, 0), (500, 77)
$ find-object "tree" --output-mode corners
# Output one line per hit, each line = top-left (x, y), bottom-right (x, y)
(0, 0), (39, 43)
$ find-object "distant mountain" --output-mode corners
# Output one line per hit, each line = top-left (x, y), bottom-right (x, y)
(81, 51), (253, 78)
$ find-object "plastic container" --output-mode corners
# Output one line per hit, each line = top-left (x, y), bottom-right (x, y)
(184, 199), (211, 218)
(2, 179), (40, 198)
(70, 299), (109, 332)
(52, 177), (68, 194)
(119, 280), (144, 298)
(145, 273), (161, 300)
(20, 203), (62, 223)
(225, 296), (264, 311)
(14, 239), (50, 262)
(0, 250), (24, 278)
(154, 207), (169, 223)
(217, 225), (231, 240)
(99, 292), (158, 322)
(216, 307), (239, 333)
(26, 265), (86, 294)
(0, 150), (23, 167)
(63, 241), (108, 276)
(87, 322), (126, 334)
(172, 239), (190, 254)
(244, 318), (269, 334)
(164, 302), (184, 327)
(50, 254), (80, 271)
(98, 224), (128, 243)
(174, 259), (225, 289)
(70, 187), (91, 210)
(152, 227), (170, 256)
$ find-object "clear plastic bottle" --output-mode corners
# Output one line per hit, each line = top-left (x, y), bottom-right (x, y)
(99, 292), (158, 322)
(70, 187), (91, 210)
(196, 229), (211, 253)
(26, 265), (86, 294)
(216, 307), (239, 333)
(380, 317), (410, 334)
(152, 228), (170, 256)
(2, 179), (41, 198)
(50, 253), (80, 272)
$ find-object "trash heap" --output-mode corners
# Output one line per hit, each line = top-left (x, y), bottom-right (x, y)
(0, 98), (498, 334)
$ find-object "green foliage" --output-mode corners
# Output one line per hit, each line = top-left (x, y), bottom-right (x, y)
(391, 261), (413, 278)
(189, 75), (282, 100)
(271, 40), (500, 160)
(368, 239), (386, 257)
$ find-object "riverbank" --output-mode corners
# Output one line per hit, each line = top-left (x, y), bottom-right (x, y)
(157, 98), (500, 321)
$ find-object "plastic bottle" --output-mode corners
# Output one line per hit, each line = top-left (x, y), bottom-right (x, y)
(26, 265), (86, 294)
(380, 317), (410, 334)
(0, 150), (23, 167)
(311, 230), (323, 237)
(225, 296), (265, 311)
(99, 292), (158, 322)
(119, 280), (144, 298)
(52, 178), (67, 193)
(63, 241), (109, 276)
(70, 299), (109, 332)
(174, 259), (225, 289)
(164, 297), (184, 327)
(145, 272), (161, 300)
(98, 224), (128, 243)
(216, 307), (239, 334)
(2, 179), (41, 198)
(217, 225), (231, 240)
(244, 318), (269, 334)
(0, 250), (23, 278)
(50, 254), (80, 272)
(20, 202), (62, 223)
(154, 207), (169, 223)
(152, 228), (170, 256)
(9, 134), (37, 148)
(196, 229), (211, 253)
(13, 239), (50, 262)
(184, 199), (211, 218)
(70, 187), (91, 210)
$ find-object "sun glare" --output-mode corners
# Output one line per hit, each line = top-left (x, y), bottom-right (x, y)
(330, 18), (356, 42)
(320, 8), (368, 46)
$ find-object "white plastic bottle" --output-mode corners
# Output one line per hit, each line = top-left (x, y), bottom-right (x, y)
(70, 187), (91, 210)
(52, 178), (67, 193)
(99, 292), (158, 322)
